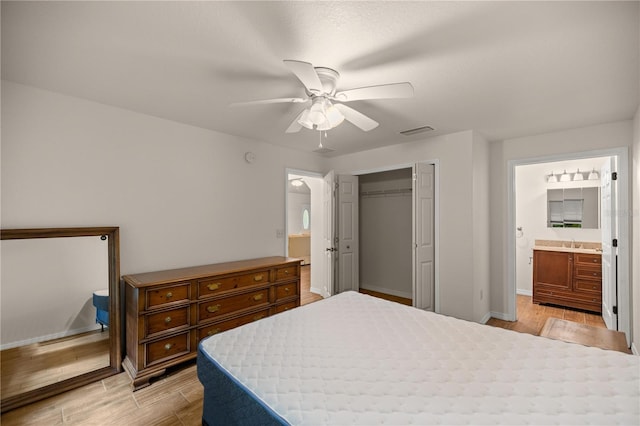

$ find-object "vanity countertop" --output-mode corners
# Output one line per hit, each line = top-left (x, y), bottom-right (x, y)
(533, 245), (602, 254)
(533, 239), (602, 254)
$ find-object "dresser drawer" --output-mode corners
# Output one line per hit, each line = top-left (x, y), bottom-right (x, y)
(274, 300), (298, 314)
(574, 265), (601, 280)
(145, 306), (190, 338)
(145, 332), (190, 367)
(198, 308), (269, 341)
(199, 289), (269, 321)
(275, 265), (299, 282)
(198, 270), (270, 298)
(275, 282), (298, 301)
(146, 283), (190, 309)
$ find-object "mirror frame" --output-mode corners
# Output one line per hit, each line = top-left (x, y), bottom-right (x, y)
(0, 227), (122, 413)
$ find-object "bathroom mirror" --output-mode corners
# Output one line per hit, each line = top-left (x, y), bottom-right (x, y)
(0, 227), (122, 413)
(547, 187), (599, 229)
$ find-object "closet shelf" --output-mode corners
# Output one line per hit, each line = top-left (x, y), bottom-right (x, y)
(361, 188), (412, 197)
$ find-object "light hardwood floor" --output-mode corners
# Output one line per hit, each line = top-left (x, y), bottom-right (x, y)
(2, 275), (609, 425)
(486, 294), (605, 336)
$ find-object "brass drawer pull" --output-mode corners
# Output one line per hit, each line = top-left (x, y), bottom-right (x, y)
(166, 292), (173, 299)
(164, 343), (173, 351)
(253, 274), (264, 282)
(253, 294), (264, 301)
(593, 259), (598, 263)
(207, 328), (221, 336)
(284, 287), (290, 293)
(207, 283), (221, 291)
(593, 272), (598, 276)
(284, 269), (289, 275)
(164, 316), (172, 324)
(252, 314), (265, 321)
(207, 304), (221, 313)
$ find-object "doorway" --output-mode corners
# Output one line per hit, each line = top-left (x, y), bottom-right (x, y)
(285, 170), (324, 299)
(359, 168), (413, 301)
(508, 148), (630, 344)
(353, 162), (437, 311)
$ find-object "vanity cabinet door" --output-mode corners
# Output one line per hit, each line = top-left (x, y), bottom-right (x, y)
(533, 250), (572, 291)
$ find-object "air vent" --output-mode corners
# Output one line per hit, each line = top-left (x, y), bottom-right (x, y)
(400, 125), (435, 136)
(313, 147), (335, 154)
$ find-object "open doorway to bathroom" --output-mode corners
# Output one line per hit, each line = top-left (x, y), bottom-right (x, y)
(286, 170), (324, 305)
(507, 148), (630, 346)
(513, 156), (610, 333)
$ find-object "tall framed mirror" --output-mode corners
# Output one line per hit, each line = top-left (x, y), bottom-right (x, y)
(1, 227), (122, 412)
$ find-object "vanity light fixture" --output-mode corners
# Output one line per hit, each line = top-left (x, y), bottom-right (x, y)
(559, 170), (571, 182)
(547, 172), (558, 183)
(588, 169), (599, 180)
(573, 169), (584, 181)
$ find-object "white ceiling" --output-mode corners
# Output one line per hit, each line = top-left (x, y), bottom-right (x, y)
(2, 1), (638, 156)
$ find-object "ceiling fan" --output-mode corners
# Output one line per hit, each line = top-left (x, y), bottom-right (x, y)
(231, 60), (414, 133)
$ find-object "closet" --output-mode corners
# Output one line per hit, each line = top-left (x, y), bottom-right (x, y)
(359, 168), (413, 300)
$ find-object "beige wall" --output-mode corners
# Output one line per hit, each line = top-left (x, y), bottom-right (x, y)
(472, 132), (491, 322)
(1, 81), (328, 275)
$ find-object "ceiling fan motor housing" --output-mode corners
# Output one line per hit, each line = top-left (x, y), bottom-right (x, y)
(313, 67), (340, 95)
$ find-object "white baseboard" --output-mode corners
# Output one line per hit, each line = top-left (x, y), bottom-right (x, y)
(517, 289), (532, 296)
(359, 284), (411, 300)
(0, 324), (101, 350)
(631, 342), (639, 356)
(489, 311), (512, 321)
(309, 286), (324, 297)
(480, 312), (492, 324)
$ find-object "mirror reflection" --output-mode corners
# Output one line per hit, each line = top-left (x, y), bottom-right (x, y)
(547, 187), (599, 229)
(0, 227), (121, 412)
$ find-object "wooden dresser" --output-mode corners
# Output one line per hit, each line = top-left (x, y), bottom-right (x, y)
(122, 256), (301, 390)
(532, 249), (602, 313)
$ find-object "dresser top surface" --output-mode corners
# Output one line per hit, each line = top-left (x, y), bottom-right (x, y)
(123, 256), (301, 287)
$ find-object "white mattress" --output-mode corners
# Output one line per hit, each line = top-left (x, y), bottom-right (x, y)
(200, 291), (640, 425)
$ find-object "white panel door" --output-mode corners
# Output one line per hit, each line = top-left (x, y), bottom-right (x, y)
(413, 163), (435, 310)
(322, 171), (336, 297)
(337, 174), (359, 293)
(600, 158), (617, 330)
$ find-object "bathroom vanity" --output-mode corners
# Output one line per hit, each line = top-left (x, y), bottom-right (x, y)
(532, 241), (602, 313)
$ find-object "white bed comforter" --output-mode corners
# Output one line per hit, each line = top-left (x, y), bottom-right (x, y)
(200, 291), (640, 425)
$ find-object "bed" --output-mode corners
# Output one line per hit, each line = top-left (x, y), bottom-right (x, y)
(197, 291), (639, 425)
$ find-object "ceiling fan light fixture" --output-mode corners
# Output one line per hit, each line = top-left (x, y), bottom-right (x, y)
(307, 99), (327, 125)
(325, 104), (345, 127)
(298, 109), (314, 130)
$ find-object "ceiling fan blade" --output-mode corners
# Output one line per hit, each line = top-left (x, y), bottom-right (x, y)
(333, 104), (379, 131)
(283, 60), (323, 94)
(230, 97), (307, 107)
(285, 110), (305, 133)
(334, 82), (414, 102)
